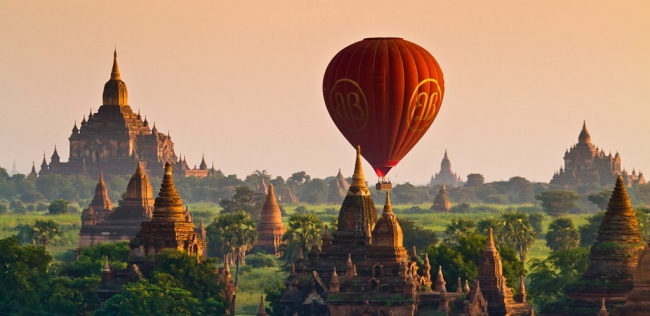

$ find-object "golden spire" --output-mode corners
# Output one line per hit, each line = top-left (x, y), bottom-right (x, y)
(383, 191), (394, 214)
(351, 146), (367, 189)
(486, 227), (497, 252)
(111, 48), (121, 81)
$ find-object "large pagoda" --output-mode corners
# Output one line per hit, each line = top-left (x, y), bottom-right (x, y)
(255, 184), (287, 256)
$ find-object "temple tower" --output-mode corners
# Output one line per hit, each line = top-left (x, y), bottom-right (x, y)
(130, 162), (206, 259)
(255, 184), (287, 256)
(477, 228), (533, 315)
(613, 244), (650, 316)
(565, 175), (645, 302)
(431, 183), (452, 212)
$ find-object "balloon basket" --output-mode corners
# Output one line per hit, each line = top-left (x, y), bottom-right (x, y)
(376, 182), (392, 191)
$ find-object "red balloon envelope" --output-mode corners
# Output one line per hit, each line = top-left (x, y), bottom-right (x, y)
(323, 38), (445, 177)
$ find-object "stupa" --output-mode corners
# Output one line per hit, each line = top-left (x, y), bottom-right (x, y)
(431, 183), (452, 212)
(255, 184), (287, 256)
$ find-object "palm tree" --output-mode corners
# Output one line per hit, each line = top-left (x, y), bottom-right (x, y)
(497, 212), (536, 262)
(444, 218), (476, 244)
(282, 213), (324, 264)
(207, 211), (257, 286)
(546, 217), (580, 251)
(31, 219), (62, 248)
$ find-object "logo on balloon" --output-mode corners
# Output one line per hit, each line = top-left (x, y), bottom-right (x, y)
(408, 79), (442, 132)
(329, 79), (369, 132)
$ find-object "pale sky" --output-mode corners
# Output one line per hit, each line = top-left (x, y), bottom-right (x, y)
(1, 1), (648, 184)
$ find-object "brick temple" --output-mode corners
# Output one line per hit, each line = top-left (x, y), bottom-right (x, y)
(429, 150), (464, 187)
(431, 183), (452, 213)
(550, 122), (645, 188)
(279, 147), (491, 316)
(255, 184), (287, 256)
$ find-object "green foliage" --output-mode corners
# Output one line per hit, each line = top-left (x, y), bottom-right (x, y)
(94, 279), (205, 316)
(48, 199), (77, 215)
(31, 219), (63, 247)
(219, 186), (265, 219)
(246, 253), (279, 268)
(397, 218), (438, 252)
(425, 233), (525, 290)
(56, 242), (130, 278)
(536, 190), (580, 217)
(528, 212), (544, 235)
(546, 217), (580, 251)
(206, 211), (258, 264)
(444, 217), (476, 244)
(450, 202), (471, 213)
(0, 202), (7, 214)
(527, 247), (590, 307)
(497, 211), (537, 261)
(579, 212), (604, 247)
(264, 280), (286, 316)
(587, 189), (611, 210)
(465, 174), (485, 187)
(281, 213), (324, 265)
(477, 217), (498, 234)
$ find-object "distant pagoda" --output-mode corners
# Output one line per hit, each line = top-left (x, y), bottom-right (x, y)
(550, 122), (645, 188)
(429, 150), (464, 187)
(431, 183), (452, 212)
(79, 163), (154, 247)
(255, 184), (287, 256)
(565, 175), (645, 299)
(476, 228), (533, 316)
(328, 169), (350, 204)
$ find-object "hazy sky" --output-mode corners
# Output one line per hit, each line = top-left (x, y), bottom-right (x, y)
(1, 1), (648, 185)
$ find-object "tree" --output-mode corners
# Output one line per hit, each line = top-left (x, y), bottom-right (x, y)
(0, 203), (7, 214)
(281, 213), (324, 265)
(588, 190), (612, 210)
(0, 236), (53, 312)
(219, 186), (265, 219)
(477, 217), (499, 235)
(465, 174), (485, 187)
(95, 280), (204, 316)
(496, 212), (537, 261)
(444, 218), (476, 244)
(579, 212), (604, 247)
(31, 219), (63, 247)
(528, 212), (544, 235)
(397, 218), (438, 252)
(527, 247), (590, 307)
(207, 211), (257, 285)
(48, 199), (76, 215)
(535, 190), (580, 217)
(546, 217), (580, 251)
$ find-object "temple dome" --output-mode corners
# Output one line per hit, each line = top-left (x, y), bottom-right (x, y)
(102, 50), (129, 106)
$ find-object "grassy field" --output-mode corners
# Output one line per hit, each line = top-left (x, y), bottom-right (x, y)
(0, 203), (595, 314)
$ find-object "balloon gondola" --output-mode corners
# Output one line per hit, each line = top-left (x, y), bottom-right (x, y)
(322, 38), (445, 190)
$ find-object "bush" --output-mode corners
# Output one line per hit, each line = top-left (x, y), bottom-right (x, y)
(246, 253), (278, 268)
(0, 203), (7, 214)
(450, 203), (471, 213)
(48, 199), (78, 215)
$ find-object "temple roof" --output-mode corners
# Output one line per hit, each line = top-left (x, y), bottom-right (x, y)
(103, 49), (128, 106)
(90, 172), (114, 211)
(151, 162), (185, 221)
(578, 120), (592, 144)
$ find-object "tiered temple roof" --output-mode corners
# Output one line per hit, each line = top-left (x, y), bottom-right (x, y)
(130, 162), (206, 260)
(431, 183), (452, 212)
(255, 184), (287, 256)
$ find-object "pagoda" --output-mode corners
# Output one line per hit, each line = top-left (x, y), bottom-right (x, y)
(328, 169), (350, 204)
(255, 184), (287, 256)
(130, 162), (206, 260)
(562, 176), (645, 303)
(279, 147), (486, 316)
(79, 163), (154, 247)
(431, 183), (452, 212)
(613, 244), (650, 316)
(476, 228), (533, 315)
(429, 150), (464, 187)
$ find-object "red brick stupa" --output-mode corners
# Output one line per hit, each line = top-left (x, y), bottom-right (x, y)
(255, 184), (286, 256)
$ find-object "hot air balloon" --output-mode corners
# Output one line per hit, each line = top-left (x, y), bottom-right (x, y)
(323, 37), (445, 188)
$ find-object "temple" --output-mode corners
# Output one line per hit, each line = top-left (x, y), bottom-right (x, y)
(328, 169), (350, 204)
(431, 183), (452, 212)
(79, 163), (154, 247)
(35, 51), (212, 178)
(279, 147), (488, 316)
(550, 122), (645, 188)
(255, 184), (287, 256)
(429, 150), (464, 187)
(476, 228), (533, 315)
(544, 176), (646, 315)
(613, 244), (650, 316)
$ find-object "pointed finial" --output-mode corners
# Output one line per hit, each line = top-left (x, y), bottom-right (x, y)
(111, 48), (121, 80)
(457, 277), (463, 293)
(463, 279), (470, 293)
(258, 295), (266, 315)
(291, 263), (296, 274)
(412, 245), (417, 258)
(578, 120), (591, 144)
(486, 227), (497, 251)
(353, 264), (357, 276)
(135, 161), (143, 175)
(383, 191), (393, 214)
(297, 247), (304, 260)
(599, 297), (608, 315)
(351, 146), (367, 189)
